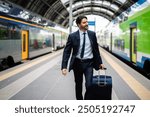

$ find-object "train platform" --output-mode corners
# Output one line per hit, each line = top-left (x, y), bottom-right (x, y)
(0, 48), (150, 100)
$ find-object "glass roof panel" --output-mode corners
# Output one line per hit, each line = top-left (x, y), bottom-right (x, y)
(4, 0), (138, 27)
(94, 1), (103, 4)
(73, 9), (84, 15)
(82, 1), (91, 4)
(107, 10), (114, 16)
(110, 4), (119, 10)
(61, 0), (127, 5)
(60, 0), (68, 4)
(100, 8), (107, 13)
(65, 0), (120, 13)
(83, 7), (91, 11)
(103, 1), (111, 6)
(93, 7), (101, 11)
(117, 0), (127, 4)
(67, 0), (121, 19)
(93, 7), (114, 16)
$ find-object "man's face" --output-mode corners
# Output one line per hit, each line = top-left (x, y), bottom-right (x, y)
(78, 18), (88, 30)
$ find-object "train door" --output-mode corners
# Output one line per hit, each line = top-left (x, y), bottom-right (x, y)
(61, 32), (63, 47)
(52, 34), (55, 50)
(110, 33), (113, 52)
(130, 24), (137, 63)
(21, 30), (29, 60)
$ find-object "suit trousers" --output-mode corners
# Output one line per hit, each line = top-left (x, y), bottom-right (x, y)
(73, 58), (93, 100)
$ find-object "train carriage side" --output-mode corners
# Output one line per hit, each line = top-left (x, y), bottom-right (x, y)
(28, 26), (53, 58)
(0, 16), (53, 70)
(47, 27), (67, 51)
(0, 16), (22, 69)
(111, 6), (150, 75)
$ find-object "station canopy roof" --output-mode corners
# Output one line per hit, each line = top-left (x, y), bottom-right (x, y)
(2, 0), (138, 28)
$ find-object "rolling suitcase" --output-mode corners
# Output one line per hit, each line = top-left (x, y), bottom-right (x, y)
(85, 68), (112, 100)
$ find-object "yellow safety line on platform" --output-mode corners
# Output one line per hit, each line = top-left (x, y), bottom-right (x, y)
(101, 49), (150, 100)
(0, 50), (62, 82)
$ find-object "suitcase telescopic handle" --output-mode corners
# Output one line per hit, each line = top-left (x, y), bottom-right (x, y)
(98, 68), (107, 86)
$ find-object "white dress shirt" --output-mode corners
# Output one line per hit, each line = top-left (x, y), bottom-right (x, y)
(76, 30), (93, 59)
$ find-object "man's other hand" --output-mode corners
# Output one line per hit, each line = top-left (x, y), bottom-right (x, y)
(62, 69), (68, 76)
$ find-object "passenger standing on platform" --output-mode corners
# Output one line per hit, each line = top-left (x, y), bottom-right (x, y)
(61, 15), (105, 100)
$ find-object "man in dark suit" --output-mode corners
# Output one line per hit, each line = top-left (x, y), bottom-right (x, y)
(61, 15), (104, 100)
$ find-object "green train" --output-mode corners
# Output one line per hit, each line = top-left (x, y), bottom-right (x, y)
(98, 1), (150, 76)
(0, 14), (68, 70)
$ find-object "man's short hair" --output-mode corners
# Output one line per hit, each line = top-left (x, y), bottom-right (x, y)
(76, 15), (87, 26)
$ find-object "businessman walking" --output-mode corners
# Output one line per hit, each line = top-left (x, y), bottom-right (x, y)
(61, 15), (104, 100)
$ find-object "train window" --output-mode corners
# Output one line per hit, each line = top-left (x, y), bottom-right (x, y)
(114, 39), (125, 51)
(121, 40), (125, 51)
(0, 23), (9, 40)
(0, 28), (8, 40)
(23, 34), (26, 52)
(134, 32), (137, 54)
(0, 21), (21, 40)
(114, 40), (117, 47)
(10, 25), (21, 40)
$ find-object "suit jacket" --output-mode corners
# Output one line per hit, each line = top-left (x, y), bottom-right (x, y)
(61, 30), (102, 72)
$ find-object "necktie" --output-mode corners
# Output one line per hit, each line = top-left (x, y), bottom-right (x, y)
(80, 32), (86, 59)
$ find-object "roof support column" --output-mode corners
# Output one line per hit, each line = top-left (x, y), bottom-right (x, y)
(69, 0), (73, 33)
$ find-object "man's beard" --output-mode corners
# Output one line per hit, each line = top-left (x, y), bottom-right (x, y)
(80, 25), (88, 30)
(84, 25), (88, 30)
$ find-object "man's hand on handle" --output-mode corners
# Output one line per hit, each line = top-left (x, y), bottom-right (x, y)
(99, 64), (105, 70)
